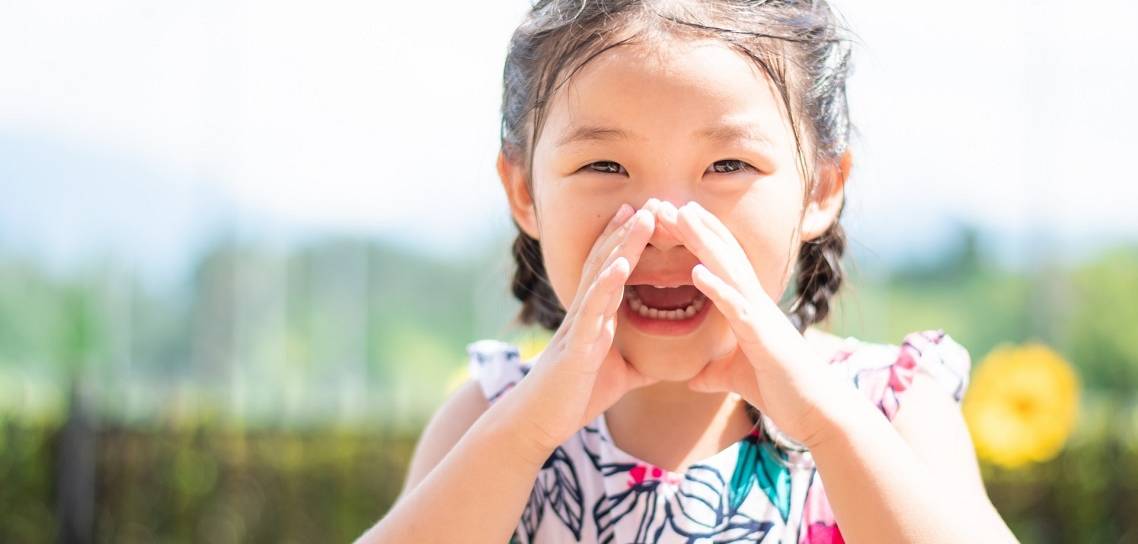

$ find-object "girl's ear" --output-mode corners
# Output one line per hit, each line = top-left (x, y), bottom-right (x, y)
(800, 150), (852, 242)
(497, 148), (541, 240)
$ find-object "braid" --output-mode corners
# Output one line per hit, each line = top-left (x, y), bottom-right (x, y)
(509, 226), (566, 331)
(788, 219), (847, 333)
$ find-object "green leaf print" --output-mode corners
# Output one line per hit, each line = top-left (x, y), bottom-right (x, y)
(729, 438), (791, 521)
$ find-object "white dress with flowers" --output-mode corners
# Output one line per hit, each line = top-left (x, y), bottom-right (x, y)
(465, 329), (972, 544)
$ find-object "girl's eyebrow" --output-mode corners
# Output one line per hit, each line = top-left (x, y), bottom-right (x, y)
(556, 121), (775, 149)
(556, 125), (642, 147)
(697, 122), (775, 148)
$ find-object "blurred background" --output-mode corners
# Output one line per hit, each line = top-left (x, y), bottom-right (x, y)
(1, 0), (1136, 542)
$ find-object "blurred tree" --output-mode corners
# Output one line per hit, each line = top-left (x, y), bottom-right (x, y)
(1062, 247), (1138, 394)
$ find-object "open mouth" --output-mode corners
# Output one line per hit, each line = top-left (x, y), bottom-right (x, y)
(623, 284), (708, 321)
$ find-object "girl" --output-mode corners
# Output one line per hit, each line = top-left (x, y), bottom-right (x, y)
(361, 1), (1017, 542)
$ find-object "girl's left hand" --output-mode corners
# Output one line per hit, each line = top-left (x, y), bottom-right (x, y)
(656, 201), (850, 449)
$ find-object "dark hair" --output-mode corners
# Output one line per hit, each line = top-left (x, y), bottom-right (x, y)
(501, 0), (857, 334)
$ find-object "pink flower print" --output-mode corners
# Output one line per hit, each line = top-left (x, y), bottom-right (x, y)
(889, 346), (918, 394)
(804, 522), (845, 544)
(800, 473), (845, 544)
(626, 462), (681, 488)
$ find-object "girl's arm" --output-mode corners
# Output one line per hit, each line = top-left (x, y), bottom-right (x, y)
(655, 200), (1016, 542)
(394, 380), (489, 500)
(359, 202), (660, 543)
(809, 374), (1019, 543)
(354, 373), (555, 544)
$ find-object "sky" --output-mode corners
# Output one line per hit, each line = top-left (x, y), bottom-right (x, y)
(1, 0), (1136, 282)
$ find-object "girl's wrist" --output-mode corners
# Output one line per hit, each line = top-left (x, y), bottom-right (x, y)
(805, 376), (882, 452)
(485, 367), (562, 466)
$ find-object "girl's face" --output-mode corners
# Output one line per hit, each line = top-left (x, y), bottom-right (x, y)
(501, 35), (846, 380)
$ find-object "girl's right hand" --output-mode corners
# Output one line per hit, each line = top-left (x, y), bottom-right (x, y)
(515, 200), (660, 454)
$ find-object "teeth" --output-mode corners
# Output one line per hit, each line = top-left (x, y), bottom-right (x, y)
(625, 286), (706, 321)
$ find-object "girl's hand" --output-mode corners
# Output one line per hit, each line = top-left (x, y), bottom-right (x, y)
(519, 200), (662, 453)
(656, 200), (849, 449)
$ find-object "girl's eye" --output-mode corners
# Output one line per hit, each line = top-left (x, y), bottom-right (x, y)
(584, 161), (627, 175)
(707, 159), (754, 175)
(580, 159), (756, 176)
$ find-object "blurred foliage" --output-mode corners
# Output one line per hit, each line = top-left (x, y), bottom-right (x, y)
(0, 419), (418, 543)
(1, 226), (1137, 542)
(0, 235), (520, 429)
(0, 400), (1135, 543)
(1063, 247), (1138, 394)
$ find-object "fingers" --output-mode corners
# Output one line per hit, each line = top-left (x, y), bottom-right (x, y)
(564, 256), (630, 358)
(686, 349), (736, 394)
(561, 201), (655, 361)
(691, 263), (766, 350)
(656, 200), (732, 246)
(650, 199), (683, 240)
(601, 203), (636, 243)
(565, 207), (637, 319)
(691, 264), (764, 348)
(671, 203), (748, 289)
(599, 207), (655, 283)
(657, 200), (766, 303)
(682, 200), (735, 245)
(587, 198), (662, 279)
(579, 203), (637, 283)
(567, 205), (655, 318)
(603, 265), (627, 317)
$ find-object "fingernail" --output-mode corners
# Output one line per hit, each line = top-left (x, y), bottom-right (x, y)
(611, 256), (628, 273)
(680, 201), (701, 220)
(632, 207), (652, 223)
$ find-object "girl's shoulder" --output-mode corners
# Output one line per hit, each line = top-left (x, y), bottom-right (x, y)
(465, 338), (533, 405)
(833, 328), (973, 422)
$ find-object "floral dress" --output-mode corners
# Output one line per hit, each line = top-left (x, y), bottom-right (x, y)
(465, 329), (972, 544)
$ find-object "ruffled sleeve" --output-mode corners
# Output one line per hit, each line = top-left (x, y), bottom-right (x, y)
(850, 329), (973, 421)
(465, 339), (528, 404)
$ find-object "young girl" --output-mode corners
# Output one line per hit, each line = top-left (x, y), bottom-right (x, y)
(361, 1), (1017, 542)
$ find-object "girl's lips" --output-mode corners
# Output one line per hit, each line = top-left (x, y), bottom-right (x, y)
(619, 291), (713, 337)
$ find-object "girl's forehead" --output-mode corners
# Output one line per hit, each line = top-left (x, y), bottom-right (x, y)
(539, 37), (794, 152)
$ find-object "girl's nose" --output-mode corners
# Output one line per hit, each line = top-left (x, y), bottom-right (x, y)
(643, 198), (684, 251)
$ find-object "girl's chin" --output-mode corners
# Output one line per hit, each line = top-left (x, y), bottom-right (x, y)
(614, 339), (719, 382)
(614, 332), (733, 382)
(630, 360), (706, 383)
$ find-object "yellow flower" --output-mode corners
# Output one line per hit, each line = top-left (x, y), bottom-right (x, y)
(963, 342), (1080, 469)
